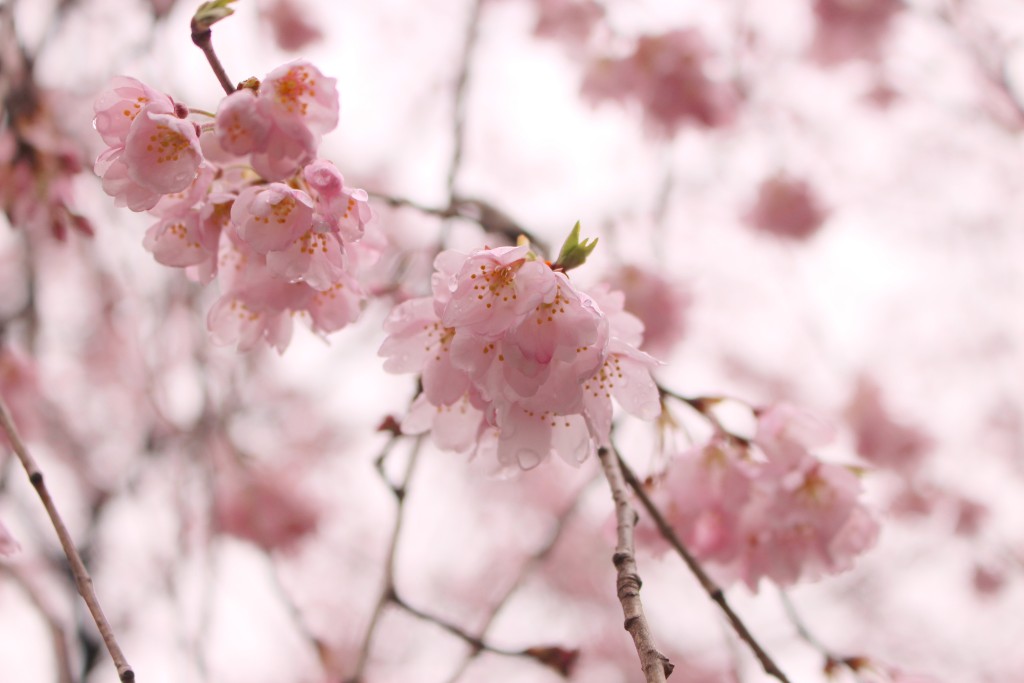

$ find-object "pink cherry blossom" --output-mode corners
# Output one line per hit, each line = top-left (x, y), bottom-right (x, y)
(644, 406), (878, 590)
(261, 60), (339, 137)
(212, 62), (338, 182)
(603, 265), (690, 356)
(380, 297), (469, 406)
(811, 0), (902, 66)
(0, 347), (43, 446)
(732, 456), (878, 589)
(644, 439), (756, 562)
(95, 99), (204, 212)
(92, 76), (175, 148)
(304, 160), (372, 243)
(533, 0), (604, 51)
(0, 122), (93, 240)
(846, 376), (932, 473)
(583, 29), (739, 136)
(215, 462), (319, 552)
(381, 244), (661, 469)
(440, 245), (558, 338)
(143, 211), (211, 267)
(214, 88), (273, 157)
(260, 0), (324, 52)
(231, 183), (315, 254)
(755, 402), (837, 467)
(744, 173), (828, 240)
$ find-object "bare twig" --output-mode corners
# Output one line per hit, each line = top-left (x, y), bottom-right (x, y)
(347, 433), (420, 683)
(0, 395), (135, 682)
(780, 591), (865, 675)
(370, 192), (551, 257)
(657, 384), (751, 447)
(596, 446), (673, 682)
(615, 448), (792, 683)
(444, 479), (593, 683)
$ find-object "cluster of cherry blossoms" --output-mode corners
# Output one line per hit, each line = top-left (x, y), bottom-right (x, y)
(645, 403), (879, 590)
(380, 235), (662, 471)
(92, 60), (373, 351)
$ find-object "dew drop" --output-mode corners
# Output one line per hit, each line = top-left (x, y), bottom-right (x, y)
(516, 449), (542, 470)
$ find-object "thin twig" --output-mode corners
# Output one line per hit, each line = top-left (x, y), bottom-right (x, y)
(780, 591), (864, 675)
(370, 191), (551, 258)
(596, 446), (673, 683)
(615, 448), (793, 683)
(346, 434), (420, 683)
(0, 395), (135, 682)
(390, 591), (518, 656)
(190, 25), (235, 96)
(443, 478), (593, 683)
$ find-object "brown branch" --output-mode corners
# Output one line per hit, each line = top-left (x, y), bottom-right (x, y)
(615, 449), (793, 683)
(190, 24), (235, 96)
(657, 384), (751, 447)
(0, 395), (135, 682)
(370, 192), (552, 259)
(346, 433), (420, 683)
(596, 446), (673, 682)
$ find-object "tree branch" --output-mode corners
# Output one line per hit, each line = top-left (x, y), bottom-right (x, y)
(596, 446), (673, 682)
(0, 395), (135, 682)
(615, 448), (793, 683)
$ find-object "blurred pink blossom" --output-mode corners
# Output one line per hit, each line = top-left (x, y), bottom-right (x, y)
(603, 264), (690, 356)
(533, 0), (603, 51)
(810, 0), (902, 66)
(846, 377), (932, 473)
(971, 562), (1006, 596)
(744, 173), (828, 240)
(644, 405), (878, 590)
(0, 347), (42, 445)
(582, 29), (739, 136)
(260, 0), (324, 52)
(214, 462), (320, 552)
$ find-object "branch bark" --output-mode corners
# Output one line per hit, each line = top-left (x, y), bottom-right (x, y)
(597, 446), (673, 682)
(0, 395), (135, 682)
(615, 450), (793, 683)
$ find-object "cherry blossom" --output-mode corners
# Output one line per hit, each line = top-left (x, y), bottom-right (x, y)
(583, 29), (739, 136)
(744, 173), (828, 240)
(260, 0), (324, 52)
(213, 61), (339, 181)
(846, 376), (932, 473)
(214, 461), (320, 552)
(381, 243), (661, 469)
(645, 405), (878, 590)
(603, 264), (690, 356)
(810, 0), (902, 66)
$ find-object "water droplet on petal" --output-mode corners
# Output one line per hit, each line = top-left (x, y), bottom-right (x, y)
(516, 448), (542, 470)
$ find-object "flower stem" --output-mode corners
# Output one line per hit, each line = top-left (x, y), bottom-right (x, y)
(190, 23), (235, 96)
